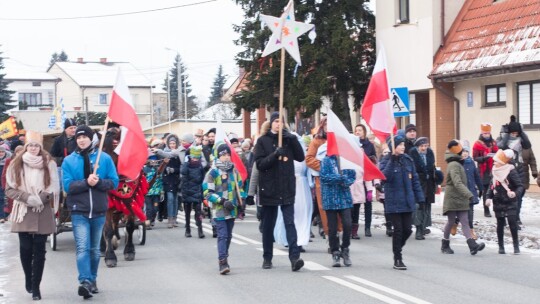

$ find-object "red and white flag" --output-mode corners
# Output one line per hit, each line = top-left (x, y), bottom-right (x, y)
(326, 108), (385, 181)
(361, 46), (396, 143)
(109, 69), (147, 180)
(214, 120), (248, 182)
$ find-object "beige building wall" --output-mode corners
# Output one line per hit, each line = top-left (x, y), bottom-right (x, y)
(145, 120), (258, 140)
(48, 65), (84, 110)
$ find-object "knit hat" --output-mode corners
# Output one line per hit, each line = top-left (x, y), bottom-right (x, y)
(181, 133), (195, 144)
(230, 138), (239, 144)
(189, 145), (202, 159)
(447, 139), (463, 155)
(493, 149), (514, 164)
(387, 135), (406, 151)
(75, 125), (94, 140)
(480, 123), (492, 133)
(64, 118), (77, 129)
(206, 128), (216, 136)
(25, 130), (44, 148)
(414, 137), (429, 147)
(150, 139), (163, 147)
(194, 128), (204, 137)
(507, 115), (521, 134)
(461, 139), (471, 152)
(270, 111), (280, 125)
(405, 124), (417, 133)
(241, 140), (251, 149)
(217, 143), (231, 157)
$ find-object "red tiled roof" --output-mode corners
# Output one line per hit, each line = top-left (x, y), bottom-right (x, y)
(430, 0), (540, 81)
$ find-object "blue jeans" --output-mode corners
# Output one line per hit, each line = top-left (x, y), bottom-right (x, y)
(167, 191), (178, 218)
(261, 204), (299, 261)
(216, 219), (235, 260)
(0, 187), (5, 219)
(72, 214), (105, 283)
(145, 195), (160, 222)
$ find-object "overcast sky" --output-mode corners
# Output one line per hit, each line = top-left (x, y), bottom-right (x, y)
(1, 0), (375, 104)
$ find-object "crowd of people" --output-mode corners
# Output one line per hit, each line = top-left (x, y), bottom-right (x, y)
(1, 113), (538, 300)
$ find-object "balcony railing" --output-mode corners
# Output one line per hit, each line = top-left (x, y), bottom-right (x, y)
(18, 102), (53, 110)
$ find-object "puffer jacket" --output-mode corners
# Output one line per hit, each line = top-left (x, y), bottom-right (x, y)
(463, 157), (483, 205)
(181, 156), (205, 203)
(254, 122), (305, 206)
(320, 155), (356, 210)
(379, 153), (424, 214)
(486, 165), (523, 217)
(62, 149), (119, 218)
(442, 152), (472, 215)
(157, 134), (182, 193)
(409, 147), (437, 204)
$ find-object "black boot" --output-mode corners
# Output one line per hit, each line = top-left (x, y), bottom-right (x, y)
(498, 232), (505, 254)
(341, 248), (352, 266)
(385, 222), (393, 237)
(78, 280), (93, 299)
(197, 226), (205, 239)
(185, 227), (192, 238)
(212, 225), (217, 238)
(467, 238), (485, 255)
(415, 226), (425, 240)
(219, 259), (230, 275)
(441, 239), (454, 254)
(332, 251), (341, 267)
(351, 223), (360, 239)
(365, 227), (372, 237)
(484, 205), (492, 217)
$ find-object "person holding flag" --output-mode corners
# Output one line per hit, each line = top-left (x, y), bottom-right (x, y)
(254, 112), (305, 271)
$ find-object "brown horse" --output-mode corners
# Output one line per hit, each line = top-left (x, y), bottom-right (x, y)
(101, 128), (148, 267)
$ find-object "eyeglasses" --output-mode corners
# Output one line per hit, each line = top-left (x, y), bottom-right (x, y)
(27, 143), (41, 148)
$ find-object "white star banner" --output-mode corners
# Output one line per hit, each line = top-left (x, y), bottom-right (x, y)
(260, 0), (314, 65)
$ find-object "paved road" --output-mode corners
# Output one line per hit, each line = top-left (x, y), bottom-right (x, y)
(1, 201), (540, 304)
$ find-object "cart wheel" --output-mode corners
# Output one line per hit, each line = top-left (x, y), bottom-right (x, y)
(50, 232), (57, 251)
(137, 223), (146, 245)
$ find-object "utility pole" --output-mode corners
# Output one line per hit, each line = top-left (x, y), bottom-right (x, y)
(84, 96), (89, 125)
(166, 73), (171, 133)
(176, 54), (183, 122)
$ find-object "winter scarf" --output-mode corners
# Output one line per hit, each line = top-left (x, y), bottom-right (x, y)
(8, 152), (59, 223)
(215, 159), (233, 172)
(76, 146), (94, 179)
(507, 137), (522, 162)
(479, 134), (494, 147)
(492, 163), (515, 195)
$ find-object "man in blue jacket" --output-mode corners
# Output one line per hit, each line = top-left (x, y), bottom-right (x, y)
(62, 125), (118, 299)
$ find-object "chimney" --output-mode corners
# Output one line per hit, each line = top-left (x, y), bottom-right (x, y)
(77, 57), (83, 63)
(100, 58), (107, 64)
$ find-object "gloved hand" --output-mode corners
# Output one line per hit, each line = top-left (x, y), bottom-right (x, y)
(160, 192), (165, 202)
(366, 190), (373, 202)
(485, 199), (493, 207)
(533, 173), (538, 179)
(507, 191), (516, 198)
(374, 183), (383, 193)
(223, 200), (235, 211)
(166, 167), (175, 174)
(274, 147), (286, 158)
(245, 196), (255, 206)
(27, 195), (44, 212)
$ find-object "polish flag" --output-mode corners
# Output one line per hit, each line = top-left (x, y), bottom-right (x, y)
(360, 46), (396, 143)
(326, 108), (385, 181)
(108, 69), (147, 180)
(214, 120), (248, 182)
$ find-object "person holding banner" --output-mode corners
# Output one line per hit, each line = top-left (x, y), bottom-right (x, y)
(254, 112), (305, 271)
(62, 125), (119, 299)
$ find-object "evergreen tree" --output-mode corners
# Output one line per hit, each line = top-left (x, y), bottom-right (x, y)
(49, 50), (69, 67)
(232, 0), (375, 128)
(162, 54), (199, 119)
(0, 50), (15, 121)
(207, 65), (228, 107)
(74, 112), (107, 126)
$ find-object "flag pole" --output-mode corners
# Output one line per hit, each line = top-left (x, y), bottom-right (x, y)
(278, 48), (286, 148)
(233, 169), (244, 210)
(93, 117), (111, 175)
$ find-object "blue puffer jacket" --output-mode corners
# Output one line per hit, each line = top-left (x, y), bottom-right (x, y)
(62, 150), (119, 218)
(320, 155), (356, 210)
(181, 156), (205, 203)
(379, 153), (425, 214)
(463, 157), (483, 205)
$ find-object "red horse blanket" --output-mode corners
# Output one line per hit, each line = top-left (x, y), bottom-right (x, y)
(108, 171), (149, 221)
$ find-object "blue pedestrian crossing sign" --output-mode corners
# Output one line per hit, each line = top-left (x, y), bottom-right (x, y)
(391, 87), (409, 117)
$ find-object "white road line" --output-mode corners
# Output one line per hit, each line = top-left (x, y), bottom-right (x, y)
(232, 233), (262, 245)
(255, 248), (288, 256)
(323, 276), (406, 304)
(303, 261), (330, 271)
(177, 216), (249, 245)
(346, 275), (433, 304)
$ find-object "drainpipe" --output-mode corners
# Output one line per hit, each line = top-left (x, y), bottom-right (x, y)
(432, 81), (460, 139)
(440, 0), (445, 47)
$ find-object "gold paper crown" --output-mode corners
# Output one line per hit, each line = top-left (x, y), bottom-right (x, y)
(25, 130), (43, 146)
(480, 123), (492, 133)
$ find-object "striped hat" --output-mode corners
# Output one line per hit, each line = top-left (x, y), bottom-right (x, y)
(189, 146), (202, 159)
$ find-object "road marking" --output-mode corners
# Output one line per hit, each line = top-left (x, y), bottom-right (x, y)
(346, 275), (433, 304)
(232, 233), (262, 245)
(255, 248), (288, 256)
(303, 261), (330, 271)
(323, 276), (406, 304)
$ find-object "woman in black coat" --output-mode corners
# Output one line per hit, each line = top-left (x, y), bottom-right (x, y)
(181, 146), (206, 238)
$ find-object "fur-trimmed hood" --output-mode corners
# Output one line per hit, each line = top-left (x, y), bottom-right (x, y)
(165, 133), (180, 150)
(259, 120), (290, 136)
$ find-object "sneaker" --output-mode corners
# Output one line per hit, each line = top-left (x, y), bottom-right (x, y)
(78, 280), (93, 299)
(262, 259), (273, 269)
(219, 260), (230, 275)
(291, 258), (304, 272)
(332, 252), (341, 267)
(0, 218), (5, 224)
(423, 228), (431, 235)
(393, 259), (407, 270)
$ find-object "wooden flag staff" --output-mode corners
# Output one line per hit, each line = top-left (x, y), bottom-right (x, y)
(93, 117), (110, 174)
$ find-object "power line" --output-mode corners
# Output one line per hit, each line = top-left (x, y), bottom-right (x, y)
(0, 0), (217, 21)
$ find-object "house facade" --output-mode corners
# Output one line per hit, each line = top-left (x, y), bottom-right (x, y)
(4, 72), (60, 111)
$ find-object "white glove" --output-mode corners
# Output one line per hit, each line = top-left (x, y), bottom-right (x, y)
(507, 191), (516, 198)
(166, 167), (174, 174)
(27, 195), (44, 212)
(485, 199), (493, 207)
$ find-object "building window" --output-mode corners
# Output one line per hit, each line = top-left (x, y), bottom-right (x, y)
(517, 80), (540, 126)
(485, 84), (506, 107)
(19, 93), (42, 106)
(99, 94), (108, 105)
(32, 81), (41, 87)
(408, 93), (416, 125)
(398, 0), (409, 23)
